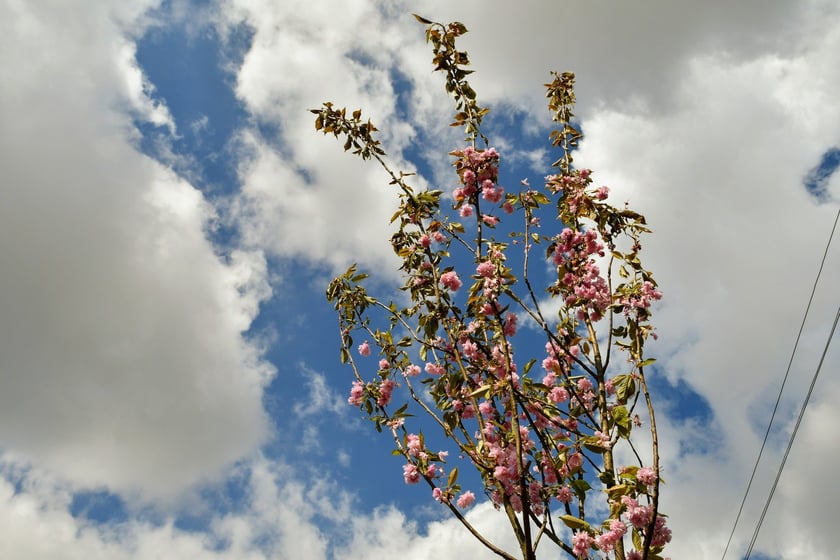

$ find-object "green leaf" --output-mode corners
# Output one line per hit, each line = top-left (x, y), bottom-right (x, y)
(638, 358), (656, 368)
(412, 13), (433, 24)
(612, 405), (632, 438)
(606, 484), (630, 501)
(570, 479), (591, 501)
(632, 528), (643, 550)
(523, 359), (536, 375)
(559, 515), (590, 531)
(469, 384), (491, 398)
(447, 467), (459, 487)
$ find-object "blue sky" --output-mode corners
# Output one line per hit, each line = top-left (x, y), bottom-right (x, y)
(1, 1), (839, 559)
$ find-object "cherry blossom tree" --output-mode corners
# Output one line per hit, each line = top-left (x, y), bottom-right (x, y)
(313, 15), (670, 560)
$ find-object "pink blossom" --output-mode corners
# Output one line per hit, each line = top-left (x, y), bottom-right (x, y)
(476, 260), (495, 278)
(503, 201), (514, 214)
(503, 312), (518, 336)
(419, 234), (431, 248)
(348, 380), (364, 406)
(482, 183), (504, 203)
(358, 341), (371, 357)
(609, 518), (627, 536)
(404, 364), (421, 377)
(456, 490), (476, 508)
(572, 530), (593, 558)
(597, 520), (627, 551)
(425, 362), (445, 375)
(637, 466), (657, 486)
(482, 214), (499, 226)
(440, 271), (462, 291)
(595, 186), (610, 200)
(432, 487), (446, 502)
(403, 463), (420, 484)
(432, 231), (446, 243)
(377, 379), (395, 406)
(378, 359), (390, 370)
(406, 433), (422, 456)
(651, 516), (672, 547)
(459, 204), (474, 218)
(621, 496), (652, 529)
(549, 386), (569, 403)
(557, 486), (573, 503)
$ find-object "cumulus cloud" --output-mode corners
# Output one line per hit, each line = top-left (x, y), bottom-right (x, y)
(0, 0), (274, 500)
(0, 455), (550, 560)
(570, 6), (840, 558)
(4, 0), (840, 558)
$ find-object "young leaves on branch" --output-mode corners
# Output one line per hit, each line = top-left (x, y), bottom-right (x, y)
(316, 14), (670, 560)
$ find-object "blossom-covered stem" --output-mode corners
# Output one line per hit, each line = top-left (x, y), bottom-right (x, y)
(638, 363), (660, 560)
(405, 444), (520, 560)
(504, 358), (536, 560)
(603, 256), (616, 373)
(321, 17), (669, 558)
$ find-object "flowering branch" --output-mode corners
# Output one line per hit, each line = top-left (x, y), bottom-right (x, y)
(314, 15), (670, 560)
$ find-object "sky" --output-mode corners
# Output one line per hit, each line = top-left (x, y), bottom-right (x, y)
(1, 0), (839, 559)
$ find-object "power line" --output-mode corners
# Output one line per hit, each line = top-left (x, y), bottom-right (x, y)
(721, 205), (840, 560)
(744, 302), (840, 558)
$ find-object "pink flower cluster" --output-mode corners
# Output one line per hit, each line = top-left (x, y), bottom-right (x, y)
(440, 270), (462, 291)
(618, 280), (663, 317)
(454, 146), (501, 203)
(545, 169), (608, 216)
(348, 380), (364, 405)
(637, 466), (657, 486)
(452, 146), (506, 226)
(620, 496), (672, 547)
(403, 463), (420, 484)
(572, 530), (593, 558)
(595, 519), (627, 553)
(456, 490), (475, 508)
(377, 378), (395, 406)
(551, 228), (610, 321)
(407, 433), (426, 459)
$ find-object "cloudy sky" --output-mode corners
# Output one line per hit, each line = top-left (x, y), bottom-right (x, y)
(1, 0), (839, 558)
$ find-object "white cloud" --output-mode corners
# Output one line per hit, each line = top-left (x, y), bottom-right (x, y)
(0, 454), (556, 560)
(0, 0), (274, 500)
(3, 0), (840, 558)
(219, 0), (447, 275)
(570, 6), (840, 558)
